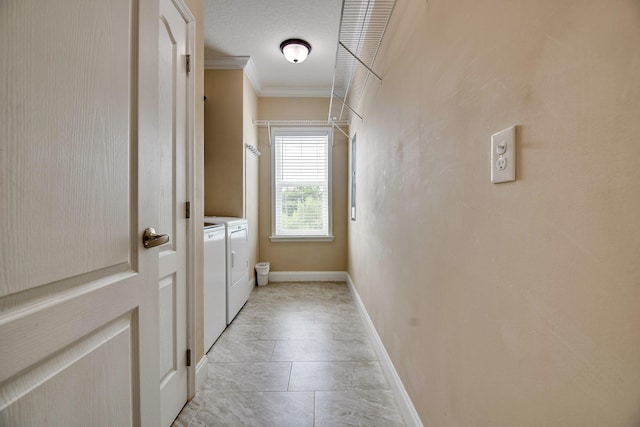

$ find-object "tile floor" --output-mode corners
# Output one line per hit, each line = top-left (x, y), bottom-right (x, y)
(173, 281), (405, 427)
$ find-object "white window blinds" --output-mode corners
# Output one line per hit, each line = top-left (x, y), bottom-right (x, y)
(272, 129), (331, 238)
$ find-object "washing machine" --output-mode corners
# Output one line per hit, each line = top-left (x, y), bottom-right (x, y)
(203, 223), (226, 352)
(204, 216), (250, 324)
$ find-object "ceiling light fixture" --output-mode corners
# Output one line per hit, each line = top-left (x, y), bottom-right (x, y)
(280, 39), (311, 64)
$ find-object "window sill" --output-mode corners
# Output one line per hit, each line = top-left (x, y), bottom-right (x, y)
(270, 235), (335, 243)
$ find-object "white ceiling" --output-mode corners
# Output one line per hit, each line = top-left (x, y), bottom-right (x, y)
(204, 0), (343, 97)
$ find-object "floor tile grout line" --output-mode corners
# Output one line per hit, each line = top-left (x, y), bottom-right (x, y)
(185, 394), (205, 427)
(202, 390), (317, 397)
(313, 391), (316, 427)
(286, 360), (294, 391)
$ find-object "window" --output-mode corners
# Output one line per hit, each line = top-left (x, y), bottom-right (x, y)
(271, 128), (333, 241)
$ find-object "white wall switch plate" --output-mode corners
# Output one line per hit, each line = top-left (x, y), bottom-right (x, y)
(491, 126), (516, 183)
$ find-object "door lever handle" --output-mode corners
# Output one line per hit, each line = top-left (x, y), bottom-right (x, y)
(143, 227), (170, 248)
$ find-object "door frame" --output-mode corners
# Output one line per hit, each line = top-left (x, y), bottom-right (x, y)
(167, 0), (197, 400)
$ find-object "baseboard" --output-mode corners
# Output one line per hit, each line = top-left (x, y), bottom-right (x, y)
(249, 277), (256, 288)
(195, 355), (208, 393)
(346, 273), (424, 427)
(268, 271), (348, 282)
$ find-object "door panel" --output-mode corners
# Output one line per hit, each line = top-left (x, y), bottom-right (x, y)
(0, 274), (138, 383)
(1, 315), (135, 426)
(159, 275), (177, 377)
(0, 0), (160, 425)
(158, 0), (189, 424)
(0, 0), (133, 296)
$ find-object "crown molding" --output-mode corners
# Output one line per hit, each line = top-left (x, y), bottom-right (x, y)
(203, 56), (330, 98)
(204, 56), (262, 95)
(243, 59), (262, 95)
(258, 86), (330, 98)
(204, 56), (250, 70)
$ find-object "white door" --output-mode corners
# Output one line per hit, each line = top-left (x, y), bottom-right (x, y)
(0, 0), (161, 426)
(158, 0), (193, 424)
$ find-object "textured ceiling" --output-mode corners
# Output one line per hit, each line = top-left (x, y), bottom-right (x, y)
(204, 0), (343, 96)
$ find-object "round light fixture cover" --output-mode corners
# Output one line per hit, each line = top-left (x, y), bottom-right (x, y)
(280, 39), (311, 64)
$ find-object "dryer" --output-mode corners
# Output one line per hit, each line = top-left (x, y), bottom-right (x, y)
(204, 216), (250, 324)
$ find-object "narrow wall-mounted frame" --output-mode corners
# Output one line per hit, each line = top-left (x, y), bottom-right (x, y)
(351, 134), (357, 221)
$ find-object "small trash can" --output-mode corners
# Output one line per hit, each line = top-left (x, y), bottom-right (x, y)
(255, 262), (270, 286)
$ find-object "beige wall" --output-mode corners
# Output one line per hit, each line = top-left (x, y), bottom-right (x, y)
(349, 0), (640, 425)
(203, 68), (260, 281)
(181, 0), (205, 364)
(243, 74), (259, 279)
(258, 97), (348, 271)
(204, 69), (244, 217)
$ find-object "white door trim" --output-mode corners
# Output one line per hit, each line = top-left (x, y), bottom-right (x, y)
(168, 0), (197, 401)
(159, 0), (197, 403)
(195, 355), (209, 392)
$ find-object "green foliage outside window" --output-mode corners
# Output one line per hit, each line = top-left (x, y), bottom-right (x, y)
(281, 186), (323, 230)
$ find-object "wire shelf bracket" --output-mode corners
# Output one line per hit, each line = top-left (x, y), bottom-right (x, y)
(338, 41), (382, 81)
(254, 120), (351, 146)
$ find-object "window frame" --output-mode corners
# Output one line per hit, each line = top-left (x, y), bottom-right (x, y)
(270, 127), (334, 242)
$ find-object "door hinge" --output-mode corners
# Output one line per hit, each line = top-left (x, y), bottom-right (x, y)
(185, 54), (191, 75)
(185, 201), (191, 219)
(186, 349), (192, 367)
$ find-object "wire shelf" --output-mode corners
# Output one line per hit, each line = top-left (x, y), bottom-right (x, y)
(328, 0), (397, 122)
